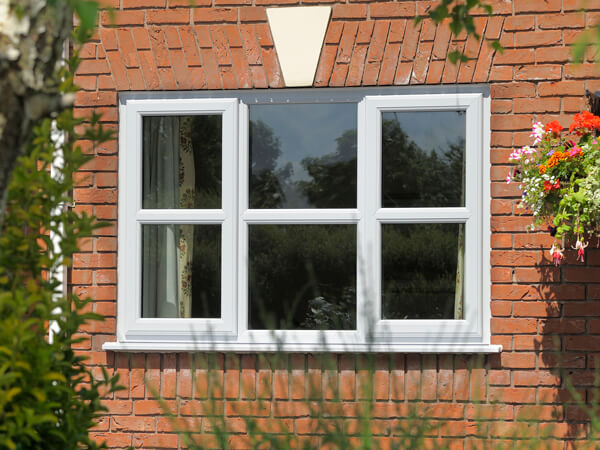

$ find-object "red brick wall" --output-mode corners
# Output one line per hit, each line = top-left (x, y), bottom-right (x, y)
(74, 0), (600, 447)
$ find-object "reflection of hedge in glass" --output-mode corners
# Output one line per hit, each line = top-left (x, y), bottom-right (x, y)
(248, 225), (356, 330)
(382, 223), (463, 320)
(382, 112), (465, 208)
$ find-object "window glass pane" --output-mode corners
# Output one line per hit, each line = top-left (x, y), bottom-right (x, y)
(382, 223), (464, 320)
(143, 115), (222, 209)
(249, 104), (357, 209)
(248, 225), (356, 330)
(381, 111), (465, 208)
(142, 224), (221, 318)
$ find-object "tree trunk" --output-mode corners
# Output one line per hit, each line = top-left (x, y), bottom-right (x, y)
(0, 0), (73, 227)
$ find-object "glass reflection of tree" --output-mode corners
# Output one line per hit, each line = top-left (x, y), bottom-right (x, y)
(380, 116), (465, 320)
(190, 115), (222, 209)
(249, 120), (291, 209)
(382, 115), (464, 208)
(298, 129), (357, 208)
(248, 120), (357, 330)
(189, 116), (223, 317)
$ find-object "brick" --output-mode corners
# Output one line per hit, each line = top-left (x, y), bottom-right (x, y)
(513, 97), (560, 113)
(369, 2), (415, 18)
(194, 7), (238, 23)
(337, 22), (358, 64)
(123, 0), (165, 6)
(255, 23), (273, 47)
(378, 42), (400, 85)
(514, 0), (561, 12)
(432, 20), (452, 60)
(199, 49), (221, 89)
(162, 26), (182, 49)
(315, 45), (336, 87)
(388, 19), (406, 43)
(325, 22), (343, 45)
(411, 41), (433, 83)
(239, 24), (261, 65)
(400, 21), (421, 61)
(332, 4), (366, 19)
(78, 59), (111, 75)
(133, 433), (178, 448)
(565, 63), (600, 79)
(347, 44), (368, 86)
(504, 16), (535, 32)
(209, 25), (232, 66)
(490, 114), (534, 131)
(494, 48), (535, 65)
(148, 9), (190, 25)
(491, 318), (537, 333)
(137, 50), (161, 90)
(91, 433), (132, 448)
(111, 416), (155, 432)
(178, 26), (202, 66)
(261, 47), (283, 87)
(101, 10), (144, 27)
(106, 51), (130, 90)
(515, 65), (562, 81)
(538, 12), (585, 29)
(490, 82), (535, 98)
(356, 20), (374, 45)
(240, 7), (267, 22)
(515, 31), (562, 48)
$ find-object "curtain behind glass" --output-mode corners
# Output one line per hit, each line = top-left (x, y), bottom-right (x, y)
(142, 117), (180, 318)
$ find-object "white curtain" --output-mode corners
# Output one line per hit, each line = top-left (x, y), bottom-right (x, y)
(142, 116), (182, 318)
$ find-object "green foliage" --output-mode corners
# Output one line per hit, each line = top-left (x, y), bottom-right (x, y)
(572, 19), (600, 65)
(0, 52), (122, 448)
(415, 0), (501, 63)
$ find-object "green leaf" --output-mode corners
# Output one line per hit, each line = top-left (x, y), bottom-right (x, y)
(73, 1), (98, 42)
(490, 40), (504, 53)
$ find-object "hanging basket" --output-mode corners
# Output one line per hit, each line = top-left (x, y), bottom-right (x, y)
(507, 112), (600, 266)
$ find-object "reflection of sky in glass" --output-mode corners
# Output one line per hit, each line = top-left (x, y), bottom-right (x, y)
(382, 110), (465, 155)
(250, 103), (356, 182)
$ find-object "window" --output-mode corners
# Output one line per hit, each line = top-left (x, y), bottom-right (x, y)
(106, 88), (497, 352)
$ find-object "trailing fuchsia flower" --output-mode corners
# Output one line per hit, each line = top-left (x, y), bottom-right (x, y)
(550, 244), (564, 266)
(573, 239), (588, 262)
(531, 122), (545, 145)
(506, 173), (511, 184)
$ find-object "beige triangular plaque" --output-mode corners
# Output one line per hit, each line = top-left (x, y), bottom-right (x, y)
(266, 6), (331, 87)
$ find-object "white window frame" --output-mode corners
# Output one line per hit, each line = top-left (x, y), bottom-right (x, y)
(105, 88), (498, 353)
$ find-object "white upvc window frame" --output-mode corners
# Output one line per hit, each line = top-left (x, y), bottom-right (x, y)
(106, 87), (498, 353)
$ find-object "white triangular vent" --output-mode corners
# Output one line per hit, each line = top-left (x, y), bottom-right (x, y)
(267, 6), (331, 87)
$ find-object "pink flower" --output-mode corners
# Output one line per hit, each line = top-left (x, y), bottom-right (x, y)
(568, 146), (583, 157)
(506, 173), (511, 184)
(531, 122), (545, 145)
(550, 244), (564, 266)
(573, 239), (588, 262)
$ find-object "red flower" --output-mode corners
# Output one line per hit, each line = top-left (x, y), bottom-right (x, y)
(544, 120), (563, 136)
(569, 111), (600, 135)
(544, 180), (560, 192)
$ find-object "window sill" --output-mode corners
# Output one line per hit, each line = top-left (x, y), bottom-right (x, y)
(102, 341), (502, 353)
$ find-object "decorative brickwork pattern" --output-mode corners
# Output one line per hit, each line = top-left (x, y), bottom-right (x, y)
(74, 0), (600, 447)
